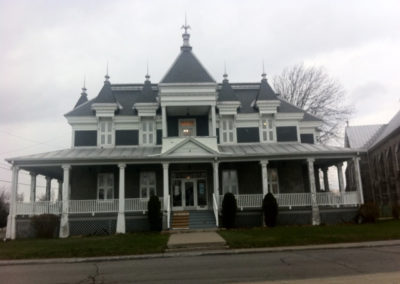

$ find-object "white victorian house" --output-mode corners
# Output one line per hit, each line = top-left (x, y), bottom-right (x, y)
(6, 25), (364, 239)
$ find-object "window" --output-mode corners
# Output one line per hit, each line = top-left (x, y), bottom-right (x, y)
(140, 172), (156, 198)
(220, 117), (235, 143)
(179, 119), (196, 137)
(141, 118), (155, 145)
(97, 173), (114, 200)
(222, 170), (238, 194)
(260, 118), (274, 142)
(268, 168), (279, 194)
(99, 118), (113, 147)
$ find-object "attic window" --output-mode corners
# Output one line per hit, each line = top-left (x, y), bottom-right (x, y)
(98, 118), (113, 147)
(260, 117), (274, 143)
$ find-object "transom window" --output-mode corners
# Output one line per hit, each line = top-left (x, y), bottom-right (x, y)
(222, 170), (238, 194)
(179, 119), (196, 137)
(268, 168), (279, 194)
(97, 173), (114, 200)
(261, 118), (274, 142)
(99, 118), (113, 147)
(140, 172), (156, 199)
(141, 118), (155, 145)
(221, 117), (235, 143)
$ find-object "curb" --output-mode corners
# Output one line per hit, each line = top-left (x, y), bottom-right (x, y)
(1, 239), (400, 266)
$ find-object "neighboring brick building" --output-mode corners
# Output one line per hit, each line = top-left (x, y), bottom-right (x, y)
(345, 110), (400, 214)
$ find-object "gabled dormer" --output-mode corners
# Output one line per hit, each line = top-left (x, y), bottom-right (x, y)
(217, 73), (240, 144)
(133, 74), (159, 146)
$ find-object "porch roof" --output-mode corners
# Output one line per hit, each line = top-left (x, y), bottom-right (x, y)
(218, 143), (363, 159)
(6, 142), (363, 166)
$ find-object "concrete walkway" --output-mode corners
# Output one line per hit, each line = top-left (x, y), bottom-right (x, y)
(167, 231), (227, 251)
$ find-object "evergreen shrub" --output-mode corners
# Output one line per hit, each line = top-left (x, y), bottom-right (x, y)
(222, 192), (237, 229)
(262, 193), (278, 227)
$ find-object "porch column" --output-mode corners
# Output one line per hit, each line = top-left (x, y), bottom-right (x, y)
(353, 157), (364, 204)
(211, 105), (217, 137)
(322, 167), (330, 192)
(314, 167), (321, 192)
(45, 177), (52, 201)
(213, 161), (220, 204)
(337, 163), (345, 193)
(6, 166), (19, 240)
(162, 106), (168, 138)
(260, 160), (269, 196)
(162, 163), (169, 211)
(59, 165), (71, 238)
(116, 163), (126, 234)
(58, 180), (63, 201)
(30, 172), (37, 203)
(307, 158), (320, 225)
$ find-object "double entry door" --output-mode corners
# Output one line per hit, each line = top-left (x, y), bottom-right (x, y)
(172, 178), (207, 210)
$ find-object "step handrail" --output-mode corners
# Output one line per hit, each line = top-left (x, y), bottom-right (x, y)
(212, 193), (219, 227)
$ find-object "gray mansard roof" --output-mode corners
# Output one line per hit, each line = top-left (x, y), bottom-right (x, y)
(66, 83), (321, 122)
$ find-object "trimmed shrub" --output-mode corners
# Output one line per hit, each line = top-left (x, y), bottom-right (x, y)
(0, 191), (9, 228)
(147, 195), (162, 231)
(357, 202), (380, 223)
(392, 203), (400, 220)
(222, 192), (237, 229)
(31, 214), (60, 238)
(262, 193), (278, 227)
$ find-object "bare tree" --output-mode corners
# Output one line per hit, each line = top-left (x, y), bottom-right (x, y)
(273, 63), (353, 143)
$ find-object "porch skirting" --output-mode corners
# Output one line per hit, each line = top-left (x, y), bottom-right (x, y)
(225, 207), (359, 228)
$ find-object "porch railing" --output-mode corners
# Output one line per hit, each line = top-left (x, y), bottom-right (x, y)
(15, 197), (166, 216)
(15, 201), (62, 215)
(218, 192), (361, 209)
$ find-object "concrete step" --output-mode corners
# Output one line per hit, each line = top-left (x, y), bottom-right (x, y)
(167, 231), (227, 252)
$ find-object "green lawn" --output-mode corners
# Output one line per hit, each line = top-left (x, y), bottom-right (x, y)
(0, 232), (169, 260)
(219, 220), (400, 249)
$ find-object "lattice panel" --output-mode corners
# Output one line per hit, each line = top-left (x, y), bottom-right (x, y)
(70, 219), (116, 236)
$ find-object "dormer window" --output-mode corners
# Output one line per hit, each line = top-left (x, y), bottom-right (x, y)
(260, 117), (274, 143)
(220, 117), (236, 144)
(140, 118), (156, 145)
(99, 118), (114, 147)
(179, 119), (196, 137)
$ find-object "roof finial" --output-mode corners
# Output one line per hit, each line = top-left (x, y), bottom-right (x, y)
(261, 60), (266, 80)
(105, 61), (110, 82)
(145, 60), (150, 81)
(223, 61), (228, 80)
(181, 13), (191, 48)
(81, 75), (87, 94)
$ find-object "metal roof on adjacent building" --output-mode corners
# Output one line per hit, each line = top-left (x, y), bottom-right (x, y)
(345, 110), (400, 150)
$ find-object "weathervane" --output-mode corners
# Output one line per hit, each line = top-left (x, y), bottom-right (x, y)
(181, 13), (191, 34)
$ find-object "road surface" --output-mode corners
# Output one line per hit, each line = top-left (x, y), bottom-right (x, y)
(1, 245), (400, 283)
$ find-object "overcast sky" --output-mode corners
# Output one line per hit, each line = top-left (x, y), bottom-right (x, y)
(0, 0), (399, 197)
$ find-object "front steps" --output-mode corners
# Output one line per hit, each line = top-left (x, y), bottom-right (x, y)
(171, 211), (190, 229)
(171, 210), (217, 230)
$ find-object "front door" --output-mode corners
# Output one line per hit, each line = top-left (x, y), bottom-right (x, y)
(171, 177), (208, 210)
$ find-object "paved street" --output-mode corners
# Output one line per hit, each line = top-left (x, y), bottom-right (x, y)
(1, 245), (400, 284)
